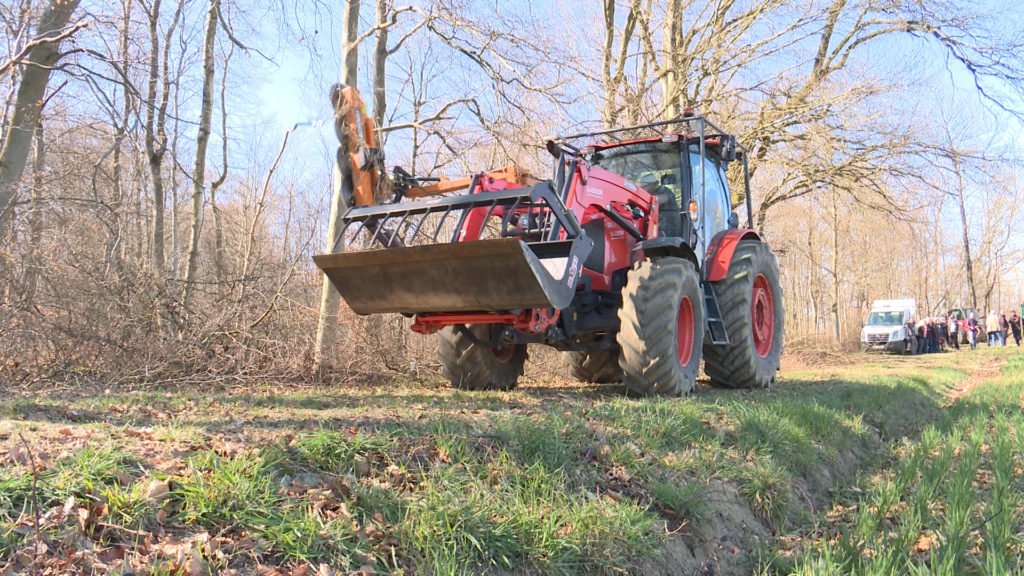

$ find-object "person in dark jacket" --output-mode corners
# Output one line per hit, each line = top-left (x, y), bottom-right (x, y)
(927, 318), (939, 353)
(998, 313), (1009, 347)
(1010, 311), (1022, 346)
(904, 318), (918, 354)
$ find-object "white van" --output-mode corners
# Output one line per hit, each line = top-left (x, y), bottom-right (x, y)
(860, 299), (917, 353)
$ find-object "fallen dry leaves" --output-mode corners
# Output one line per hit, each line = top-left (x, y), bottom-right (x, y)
(913, 532), (936, 553)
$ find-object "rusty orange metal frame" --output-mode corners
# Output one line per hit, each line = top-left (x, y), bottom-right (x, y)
(335, 85), (537, 206)
(333, 85), (379, 207)
(403, 165), (538, 198)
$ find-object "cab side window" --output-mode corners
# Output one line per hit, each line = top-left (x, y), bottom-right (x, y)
(689, 145), (730, 235)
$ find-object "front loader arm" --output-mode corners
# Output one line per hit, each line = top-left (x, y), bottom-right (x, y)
(330, 84), (380, 207)
(331, 85), (537, 205)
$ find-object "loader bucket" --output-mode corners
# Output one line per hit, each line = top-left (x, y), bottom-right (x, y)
(313, 182), (593, 316)
(313, 237), (589, 315)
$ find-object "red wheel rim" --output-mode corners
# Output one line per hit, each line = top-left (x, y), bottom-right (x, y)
(677, 296), (695, 366)
(752, 274), (775, 358)
(492, 346), (515, 363)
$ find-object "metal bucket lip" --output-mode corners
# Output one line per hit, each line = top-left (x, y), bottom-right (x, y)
(313, 237), (591, 316)
(315, 237), (527, 267)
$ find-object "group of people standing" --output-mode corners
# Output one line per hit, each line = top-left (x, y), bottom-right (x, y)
(903, 306), (1024, 353)
(978, 309), (1023, 348)
(904, 317), (955, 354)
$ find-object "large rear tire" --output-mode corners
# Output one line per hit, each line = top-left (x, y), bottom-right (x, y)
(616, 258), (704, 396)
(703, 239), (784, 389)
(437, 325), (526, 391)
(564, 349), (622, 383)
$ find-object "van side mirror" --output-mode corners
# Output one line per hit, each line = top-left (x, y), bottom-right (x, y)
(727, 212), (739, 229)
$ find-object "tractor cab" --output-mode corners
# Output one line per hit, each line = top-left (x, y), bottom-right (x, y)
(587, 135), (743, 261)
(551, 113), (752, 265)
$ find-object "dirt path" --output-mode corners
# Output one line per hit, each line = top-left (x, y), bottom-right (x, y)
(943, 358), (1004, 406)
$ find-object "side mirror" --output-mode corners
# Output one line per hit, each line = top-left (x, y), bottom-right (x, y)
(727, 211), (739, 229)
(545, 140), (560, 158)
(722, 135), (738, 162)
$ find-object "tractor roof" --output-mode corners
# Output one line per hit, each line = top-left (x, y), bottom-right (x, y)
(587, 134), (733, 154)
(550, 113), (746, 160)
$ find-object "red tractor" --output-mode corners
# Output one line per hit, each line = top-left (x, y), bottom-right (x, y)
(315, 86), (784, 395)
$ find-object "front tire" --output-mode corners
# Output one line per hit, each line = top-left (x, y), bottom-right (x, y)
(616, 258), (704, 396)
(703, 240), (784, 388)
(565, 350), (622, 383)
(437, 326), (526, 391)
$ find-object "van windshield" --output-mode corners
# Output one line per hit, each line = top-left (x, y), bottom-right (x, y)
(867, 311), (904, 326)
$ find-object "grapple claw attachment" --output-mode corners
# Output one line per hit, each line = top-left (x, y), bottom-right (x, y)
(313, 182), (592, 315)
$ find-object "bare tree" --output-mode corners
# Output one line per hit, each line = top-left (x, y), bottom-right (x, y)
(0, 0), (83, 238)
(182, 0), (222, 309)
(313, 0), (361, 372)
(141, 0), (184, 276)
(937, 121), (982, 310)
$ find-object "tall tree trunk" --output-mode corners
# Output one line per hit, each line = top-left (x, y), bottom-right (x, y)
(182, 0), (220, 309)
(107, 0), (133, 289)
(953, 153), (978, 310)
(23, 121), (45, 303)
(830, 189), (841, 343)
(0, 0), (81, 239)
(143, 0), (183, 280)
(210, 45), (233, 283)
(145, 0), (166, 274)
(372, 0), (388, 131)
(314, 0), (362, 372)
(600, 0), (636, 129)
(600, 0), (615, 128)
(660, 0), (682, 118)
(170, 70), (181, 263)
(807, 225), (819, 334)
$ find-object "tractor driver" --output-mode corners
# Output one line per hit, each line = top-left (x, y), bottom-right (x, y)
(638, 173), (684, 238)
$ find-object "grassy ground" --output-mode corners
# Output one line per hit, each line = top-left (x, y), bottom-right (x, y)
(772, 350), (1024, 575)
(0, 346), (1019, 575)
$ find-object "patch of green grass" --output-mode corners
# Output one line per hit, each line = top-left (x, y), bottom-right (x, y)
(591, 399), (709, 453)
(404, 454), (659, 575)
(151, 421), (207, 444)
(102, 480), (153, 528)
(492, 412), (590, 474)
(175, 450), (283, 526)
(649, 477), (708, 526)
(0, 445), (136, 512)
(728, 455), (795, 526)
(3, 347), (1001, 574)
(0, 445), (138, 556)
(173, 449), (373, 566)
(294, 429), (395, 474)
(262, 503), (365, 565)
(781, 352), (1024, 575)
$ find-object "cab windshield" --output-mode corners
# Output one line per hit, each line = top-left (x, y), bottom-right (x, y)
(867, 311), (904, 326)
(590, 142), (682, 202)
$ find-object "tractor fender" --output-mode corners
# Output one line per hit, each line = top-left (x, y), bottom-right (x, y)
(704, 229), (762, 282)
(634, 238), (699, 269)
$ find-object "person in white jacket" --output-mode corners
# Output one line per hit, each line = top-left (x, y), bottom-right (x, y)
(986, 310), (1000, 346)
